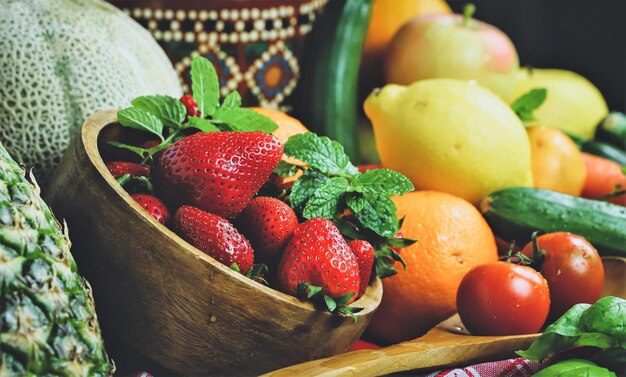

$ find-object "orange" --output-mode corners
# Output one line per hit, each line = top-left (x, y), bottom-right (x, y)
(366, 191), (498, 345)
(526, 125), (586, 196)
(251, 107), (308, 145)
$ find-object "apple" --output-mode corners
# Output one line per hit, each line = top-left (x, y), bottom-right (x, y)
(384, 5), (519, 101)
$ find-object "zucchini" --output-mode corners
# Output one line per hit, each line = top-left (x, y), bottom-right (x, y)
(567, 132), (626, 165)
(292, 0), (374, 161)
(594, 112), (626, 150)
(481, 187), (626, 257)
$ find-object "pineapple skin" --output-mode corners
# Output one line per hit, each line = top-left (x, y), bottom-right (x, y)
(0, 143), (112, 376)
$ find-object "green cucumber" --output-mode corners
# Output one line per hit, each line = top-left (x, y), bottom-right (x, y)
(292, 0), (374, 161)
(481, 187), (626, 257)
(567, 132), (626, 165)
(595, 112), (626, 150)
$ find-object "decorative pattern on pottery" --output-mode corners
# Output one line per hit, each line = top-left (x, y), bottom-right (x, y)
(120, 0), (328, 109)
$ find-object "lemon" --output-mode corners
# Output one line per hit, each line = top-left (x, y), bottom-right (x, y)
(512, 68), (608, 139)
(364, 79), (533, 205)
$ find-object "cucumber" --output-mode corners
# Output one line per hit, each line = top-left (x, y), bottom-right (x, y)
(567, 132), (626, 165)
(481, 187), (626, 257)
(595, 112), (626, 150)
(292, 0), (374, 161)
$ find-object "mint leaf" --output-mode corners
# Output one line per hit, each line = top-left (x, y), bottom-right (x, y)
(353, 168), (414, 196)
(347, 193), (398, 237)
(131, 95), (186, 128)
(108, 141), (150, 158)
(187, 116), (220, 132)
(289, 169), (330, 211)
(511, 88), (547, 122)
(191, 56), (220, 117)
(302, 177), (350, 219)
(273, 161), (299, 178)
(222, 91), (242, 108)
(117, 107), (164, 140)
(214, 107), (278, 133)
(284, 133), (359, 177)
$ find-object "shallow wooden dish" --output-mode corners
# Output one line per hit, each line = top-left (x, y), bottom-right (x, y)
(265, 256), (626, 376)
(45, 110), (382, 376)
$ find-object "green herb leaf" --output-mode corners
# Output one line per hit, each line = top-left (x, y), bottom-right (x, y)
(273, 161), (300, 178)
(187, 116), (221, 132)
(324, 295), (337, 312)
(131, 95), (187, 128)
(511, 88), (547, 122)
(191, 56), (220, 117)
(107, 141), (150, 158)
(386, 237), (417, 249)
(213, 107), (278, 133)
(621, 166), (626, 175)
(117, 107), (164, 140)
(517, 296), (626, 361)
(353, 168), (414, 196)
(333, 218), (362, 241)
(222, 91), (242, 108)
(302, 177), (350, 219)
(284, 133), (359, 177)
(289, 169), (330, 211)
(346, 193), (398, 238)
(533, 359), (616, 377)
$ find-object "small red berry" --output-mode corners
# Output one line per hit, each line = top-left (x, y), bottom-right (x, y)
(106, 161), (150, 179)
(131, 193), (171, 225)
(180, 94), (200, 117)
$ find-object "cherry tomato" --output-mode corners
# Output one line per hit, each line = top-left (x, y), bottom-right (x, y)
(521, 232), (604, 320)
(457, 262), (550, 336)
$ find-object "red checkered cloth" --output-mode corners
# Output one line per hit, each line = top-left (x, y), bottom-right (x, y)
(424, 357), (545, 377)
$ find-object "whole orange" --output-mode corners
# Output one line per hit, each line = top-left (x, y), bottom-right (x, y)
(526, 125), (586, 196)
(366, 191), (498, 345)
(252, 107), (308, 168)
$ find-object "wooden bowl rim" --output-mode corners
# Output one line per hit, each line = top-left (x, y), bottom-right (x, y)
(79, 109), (382, 316)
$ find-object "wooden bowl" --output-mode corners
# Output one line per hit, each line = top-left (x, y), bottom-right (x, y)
(45, 110), (382, 376)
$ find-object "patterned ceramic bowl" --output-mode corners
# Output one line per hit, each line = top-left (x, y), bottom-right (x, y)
(109, 0), (328, 109)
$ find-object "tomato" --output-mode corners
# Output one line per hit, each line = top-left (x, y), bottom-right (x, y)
(521, 232), (604, 320)
(456, 262), (550, 336)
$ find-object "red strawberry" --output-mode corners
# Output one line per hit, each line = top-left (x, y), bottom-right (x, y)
(276, 218), (360, 304)
(348, 240), (374, 298)
(174, 205), (254, 273)
(131, 193), (171, 225)
(106, 161), (150, 179)
(234, 197), (298, 267)
(180, 94), (200, 117)
(155, 131), (283, 218)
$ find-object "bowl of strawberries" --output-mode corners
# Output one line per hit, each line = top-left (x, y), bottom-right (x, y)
(45, 57), (415, 375)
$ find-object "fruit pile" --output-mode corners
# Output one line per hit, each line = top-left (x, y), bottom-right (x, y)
(102, 56), (416, 318)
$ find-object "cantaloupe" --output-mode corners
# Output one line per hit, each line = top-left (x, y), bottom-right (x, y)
(0, 0), (182, 184)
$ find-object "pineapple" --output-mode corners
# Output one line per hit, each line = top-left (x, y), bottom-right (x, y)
(0, 143), (112, 376)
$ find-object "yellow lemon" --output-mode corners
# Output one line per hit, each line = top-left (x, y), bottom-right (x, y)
(364, 79), (533, 205)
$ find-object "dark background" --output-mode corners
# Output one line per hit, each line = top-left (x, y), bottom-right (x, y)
(448, 0), (626, 112)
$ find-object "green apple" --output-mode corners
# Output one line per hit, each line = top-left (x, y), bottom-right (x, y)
(384, 5), (519, 101)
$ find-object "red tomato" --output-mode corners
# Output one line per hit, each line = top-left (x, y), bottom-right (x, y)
(521, 232), (604, 320)
(456, 262), (550, 336)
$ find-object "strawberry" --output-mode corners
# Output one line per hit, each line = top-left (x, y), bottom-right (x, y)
(276, 218), (360, 306)
(348, 240), (374, 298)
(131, 193), (171, 225)
(180, 94), (200, 117)
(155, 131), (283, 218)
(174, 205), (254, 273)
(106, 161), (150, 179)
(234, 197), (298, 267)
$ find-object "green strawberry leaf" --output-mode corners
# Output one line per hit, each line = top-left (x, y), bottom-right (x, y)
(116, 174), (154, 194)
(131, 95), (187, 128)
(289, 169), (330, 211)
(511, 88), (547, 122)
(245, 264), (269, 285)
(297, 282), (323, 300)
(386, 237), (417, 249)
(214, 107), (278, 133)
(334, 292), (356, 307)
(621, 166), (626, 175)
(324, 295), (337, 312)
(333, 217), (362, 241)
(117, 107), (164, 141)
(229, 263), (240, 273)
(346, 193), (398, 238)
(302, 177), (350, 219)
(273, 161), (300, 178)
(353, 168), (414, 196)
(107, 141), (150, 158)
(222, 91), (242, 108)
(191, 56), (220, 117)
(374, 256), (399, 279)
(284, 133), (359, 177)
(187, 116), (221, 132)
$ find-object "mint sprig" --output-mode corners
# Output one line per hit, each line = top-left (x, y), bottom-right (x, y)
(112, 56), (278, 165)
(511, 88), (547, 122)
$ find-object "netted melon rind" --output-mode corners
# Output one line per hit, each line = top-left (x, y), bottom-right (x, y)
(0, 0), (182, 185)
